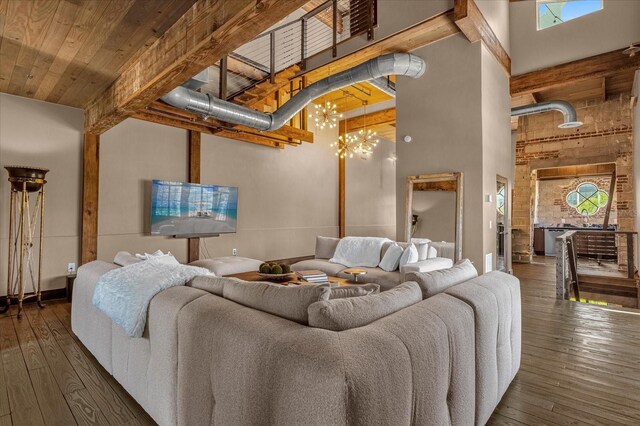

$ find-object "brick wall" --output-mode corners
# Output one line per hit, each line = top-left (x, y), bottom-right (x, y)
(513, 96), (635, 263)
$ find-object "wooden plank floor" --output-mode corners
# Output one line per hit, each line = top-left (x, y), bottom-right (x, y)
(2, 260), (639, 425)
(0, 302), (156, 426)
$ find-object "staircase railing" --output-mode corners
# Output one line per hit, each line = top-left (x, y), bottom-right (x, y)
(214, 0), (376, 100)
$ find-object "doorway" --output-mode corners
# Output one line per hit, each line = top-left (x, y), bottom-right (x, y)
(496, 176), (508, 272)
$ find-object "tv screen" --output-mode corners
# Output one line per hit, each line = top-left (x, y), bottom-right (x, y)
(150, 180), (238, 237)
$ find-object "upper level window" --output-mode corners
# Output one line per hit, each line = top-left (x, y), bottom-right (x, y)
(537, 0), (603, 30)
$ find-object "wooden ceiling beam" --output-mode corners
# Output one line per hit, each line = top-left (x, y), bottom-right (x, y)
(340, 107), (396, 133)
(84, 0), (308, 135)
(302, 10), (460, 82)
(453, 0), (511, 75)
(511, 47), (640, 96)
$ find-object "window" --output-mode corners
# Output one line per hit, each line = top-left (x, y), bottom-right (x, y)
(537, 0), (603, 30)
(565, 182), (609, 216)
(497, 186), (505, 216)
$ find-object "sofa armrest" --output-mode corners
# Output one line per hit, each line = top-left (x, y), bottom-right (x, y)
(400, 257), (453, 281)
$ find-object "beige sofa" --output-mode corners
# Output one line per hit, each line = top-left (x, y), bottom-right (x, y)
(291, 236), (454, 290)
(72, 260), (520, 426)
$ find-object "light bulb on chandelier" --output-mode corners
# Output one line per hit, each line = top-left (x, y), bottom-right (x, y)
(310, 101), (342, 130)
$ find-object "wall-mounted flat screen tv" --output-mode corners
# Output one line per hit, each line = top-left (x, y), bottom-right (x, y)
(150, 180), (238, 237)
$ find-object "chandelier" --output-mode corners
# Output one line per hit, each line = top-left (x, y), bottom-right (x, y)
(311, 101), (342, 130)
(330, 133), (358, 159)
(352, 128), (378, 156)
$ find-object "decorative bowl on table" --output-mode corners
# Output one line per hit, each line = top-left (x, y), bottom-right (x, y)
(257, 262), (294, 281)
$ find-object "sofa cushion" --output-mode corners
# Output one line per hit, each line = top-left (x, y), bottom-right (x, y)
(405, 259), (477, 299)
(113, 251), (142, 267)
(308, 281), (422, 331)
(336, 267), (400, 291)
(188, 276), (243, 296)
(315, 236), (340, 259)
(291, 258), (346, 277)
(189, 256), (262, 276)
(378, 243), (403, 272)
(399, 243), (419, 267)
(329, 283), (380, 299)
(222, 280), (330, 324)
(414, 242), (430, 261)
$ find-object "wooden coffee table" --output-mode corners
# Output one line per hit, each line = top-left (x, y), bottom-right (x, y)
(227, 271), (355, 286)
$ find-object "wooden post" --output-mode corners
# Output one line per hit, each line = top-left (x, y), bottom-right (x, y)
(626, 233), (635, 279)
(81, 132), (100, 265)
(339, 155), (345, 238)
(188, 130), (201, 263)
(603, 170), (616, 229)
(219, 57), (228, 100)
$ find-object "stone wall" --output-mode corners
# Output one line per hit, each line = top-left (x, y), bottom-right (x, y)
(513, 96), (635, 262)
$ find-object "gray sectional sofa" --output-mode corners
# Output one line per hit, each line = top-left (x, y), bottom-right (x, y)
(72, 259), (520, 426)
(291, 236), (454, 290)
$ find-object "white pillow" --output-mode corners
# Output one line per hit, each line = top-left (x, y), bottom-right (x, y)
(414, 242), (429, 261)
(399, 243), (419, 267)
(427, 245), (438, 259)
(378, 243), (404, 272)
(136, 249), (173, 260)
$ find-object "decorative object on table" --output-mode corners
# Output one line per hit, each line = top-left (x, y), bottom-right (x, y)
(257, 262), (294, 281)
(295, 269), (329, 284)
(343, 268), (367, 283)
(1, 166), (49, 318)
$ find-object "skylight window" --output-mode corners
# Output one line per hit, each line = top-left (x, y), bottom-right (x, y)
(537, 0), (603, 30)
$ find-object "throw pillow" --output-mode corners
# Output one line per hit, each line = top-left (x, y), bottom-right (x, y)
(399, 243), (419, 267)
(414, 242), (429, 261)
(223, 280), (330, 324)
(405, 258), (478, 299)
(329, 283), (380, 299)
(315, 236), (341, 259)
(307, 281), (422, 331)
(427, 245), (438, 259)
(113, 251), (142, 267)
(379, 243), (403, 272)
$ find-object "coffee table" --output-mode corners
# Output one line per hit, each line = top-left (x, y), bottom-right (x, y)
(342, 268), (367, 283)
(227, 271), (356, 286)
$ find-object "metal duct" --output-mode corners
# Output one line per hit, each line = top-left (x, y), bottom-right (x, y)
(511, 100), (583, 128)
(369, 76), (396, 97)
(161, 53), (425, 131)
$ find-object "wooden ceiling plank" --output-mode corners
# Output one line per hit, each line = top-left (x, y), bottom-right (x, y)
(0, 0), (33, 93)
(6, 0), (58, 96)
(340, 107), (396, 133)
(33, 0), (110, 100)
(20, 0), (79, 99)
(302, 10), (459, 83)
(85, 0), (309, 135)
(48, 0), (138, 105)
(511, 47), (640, 96)
(453, 0), (511, 75)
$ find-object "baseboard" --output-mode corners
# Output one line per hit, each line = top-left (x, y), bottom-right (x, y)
(0, 288), (67, 307)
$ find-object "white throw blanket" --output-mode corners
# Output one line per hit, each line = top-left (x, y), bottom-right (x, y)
(92, 256), (210, 337)
(330, 236), (391, 268)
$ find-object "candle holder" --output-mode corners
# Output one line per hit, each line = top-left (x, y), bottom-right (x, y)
(1, 166), (48, 318)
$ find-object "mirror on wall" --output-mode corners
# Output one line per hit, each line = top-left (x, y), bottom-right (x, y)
(405, 173), (463, 262)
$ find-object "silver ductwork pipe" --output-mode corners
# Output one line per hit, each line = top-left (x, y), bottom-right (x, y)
(511, 100), (583, 128)
(161, 53), (425, 131)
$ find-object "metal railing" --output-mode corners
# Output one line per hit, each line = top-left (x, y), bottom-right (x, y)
(556, 230), (638, 302)
(211, 0), (376, 100)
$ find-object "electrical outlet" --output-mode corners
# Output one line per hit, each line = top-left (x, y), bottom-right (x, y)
(67, 262), (76, 274)
(232, 248), (237, 256)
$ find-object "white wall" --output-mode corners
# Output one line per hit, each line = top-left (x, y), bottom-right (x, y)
(0, 93), (83, 295)
(510, 0), (640, 75)
(345, 139), (396, 238)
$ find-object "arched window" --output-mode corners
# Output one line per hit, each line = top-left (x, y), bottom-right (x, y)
(566, 182), (609, 216)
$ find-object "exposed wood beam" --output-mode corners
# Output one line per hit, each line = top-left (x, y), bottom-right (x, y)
(536, 163), (616, 180)
(188, 130), (201, 263)
(302, 10), (460, 82)
(340, 107), (396, 133)
(145, 101), (314, 142)
(453, 0), (511, 75)
(84, 0), (308, 135)
(511, 47), (640, 96)
(338, 120), (346, 238)
(600, 77), (607, 103)
(133, 111), (284, 149)
(413, 180), (458, 192)
(81, 133), (99, 265)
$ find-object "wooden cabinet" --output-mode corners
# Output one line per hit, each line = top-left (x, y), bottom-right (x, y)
(534, 228), (545, 255)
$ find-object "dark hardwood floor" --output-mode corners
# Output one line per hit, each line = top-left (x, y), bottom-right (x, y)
(1, 260), (639, 425)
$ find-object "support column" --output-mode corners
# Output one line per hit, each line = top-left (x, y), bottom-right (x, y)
(339, 155), (346, 238)
(188, 130), (201, 262)
(81, 132), (100, 265)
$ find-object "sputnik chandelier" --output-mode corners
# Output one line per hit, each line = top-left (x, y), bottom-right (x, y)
(311, 100), (342, 130)
(330, 133), (358, 159)
(352, 128), (378, 156)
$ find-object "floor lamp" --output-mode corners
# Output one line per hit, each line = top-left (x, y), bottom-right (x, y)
(1, 166), (48, 318)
